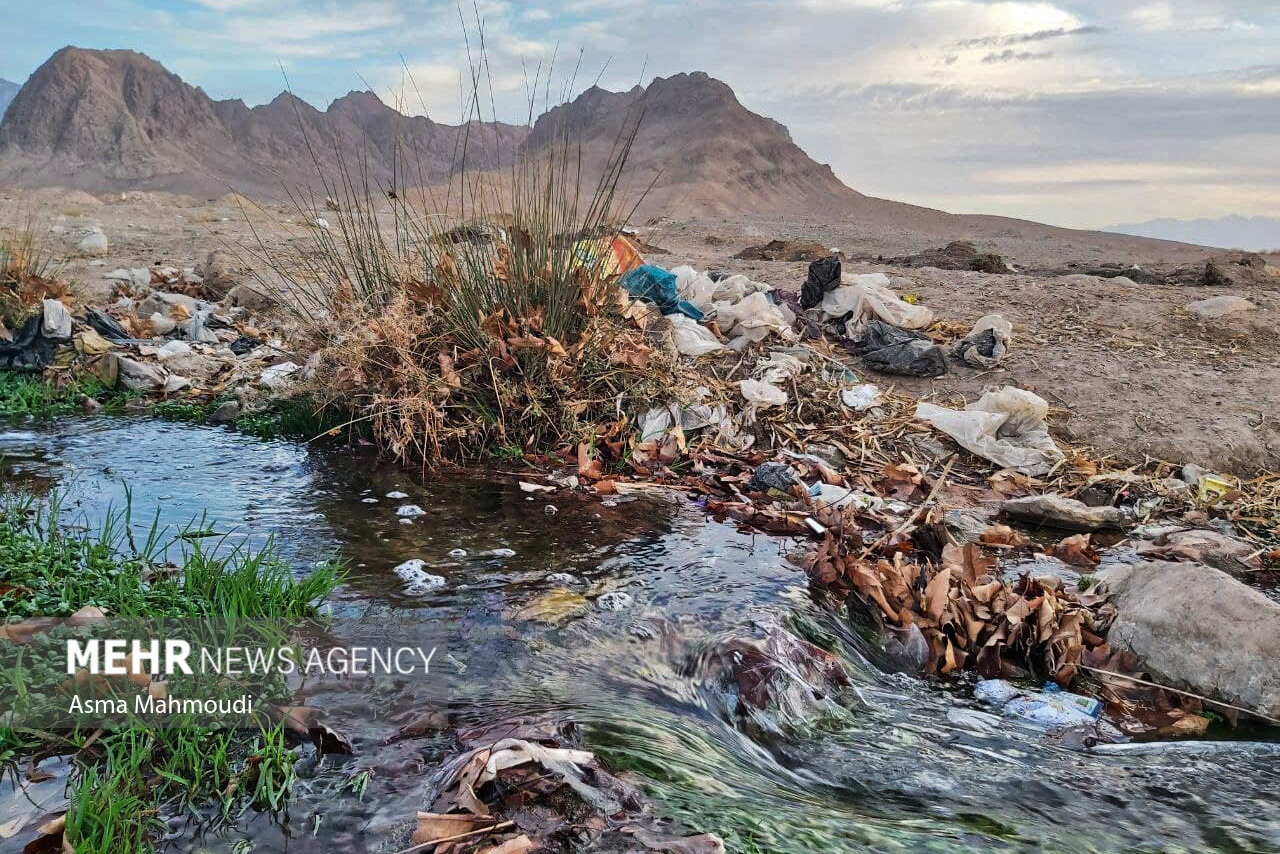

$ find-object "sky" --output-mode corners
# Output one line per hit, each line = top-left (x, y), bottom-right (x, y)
(1, 0), (1277, 230)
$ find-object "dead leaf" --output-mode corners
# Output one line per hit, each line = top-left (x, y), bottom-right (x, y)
(480, 835), (535, 854)
(413, 813), (485, 845)
(1054, 534), (1100, 567)
(980, 525), (1030, 548)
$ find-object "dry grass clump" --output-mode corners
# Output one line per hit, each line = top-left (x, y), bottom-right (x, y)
(1, 209), (66, 334)
(255, 52), (673, 464)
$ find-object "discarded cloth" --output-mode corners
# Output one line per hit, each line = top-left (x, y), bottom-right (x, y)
(915, 386), (1065, 476)
(821, 273), (934, 334)
(954, 314), (1013, 368)
(801, 256), (842, 310)
(619, 265), (703, 320)
(854, 320), (946, 378)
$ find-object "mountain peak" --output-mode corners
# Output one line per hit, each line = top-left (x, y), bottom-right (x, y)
(0, 78), (19, 119)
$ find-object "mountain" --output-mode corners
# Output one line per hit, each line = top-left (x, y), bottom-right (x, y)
(0, 78), (18, 118)
(0, 47), (857, 217)
(1106, 216), (1280, 252)
(0, 47), (526, 197)
(524, 72), (862, 217)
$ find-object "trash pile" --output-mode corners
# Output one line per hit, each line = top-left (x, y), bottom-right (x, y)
(0, 251), (300, 416)
(412, 716), (724, 854)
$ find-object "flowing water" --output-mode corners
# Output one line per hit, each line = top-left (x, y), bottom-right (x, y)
(1, 419), (1277, 853)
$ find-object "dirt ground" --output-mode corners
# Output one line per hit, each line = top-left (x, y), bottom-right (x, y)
(9, 187), (1279, 475)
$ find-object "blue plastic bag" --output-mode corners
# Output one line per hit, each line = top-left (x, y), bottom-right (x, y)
(618, 265), (704, 321)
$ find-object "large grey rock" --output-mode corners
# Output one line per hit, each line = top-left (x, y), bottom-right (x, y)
(116, 356), (166, 392)
(1000, 494), (1127, 532)
(1100, 560), (1280, 721)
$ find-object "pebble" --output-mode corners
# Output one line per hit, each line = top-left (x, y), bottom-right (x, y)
(448, 548), (468, 558)
(595, 591), (634, 611)
(544, 504), (558, 515)
(546, 572), (579, 586)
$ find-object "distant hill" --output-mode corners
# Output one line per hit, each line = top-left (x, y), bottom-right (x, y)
(1107, 216), (1280, 252)
(0, 47), (1232, 264)
(0, 47), (857, 217)
(0, 78), (19, 118)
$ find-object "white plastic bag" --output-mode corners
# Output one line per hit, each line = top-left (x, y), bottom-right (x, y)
(915, 386), (1064, 475)
(715, 292), (797, 348)
(740, 379), (787, 407)
(954, 313), (1013, 367)
(673, 265), (718, 313)
(668, 314), (727, 357)
(821, 273), (933, 333)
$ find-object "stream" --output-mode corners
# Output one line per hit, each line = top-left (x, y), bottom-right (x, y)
(1, 418), (1277, 853)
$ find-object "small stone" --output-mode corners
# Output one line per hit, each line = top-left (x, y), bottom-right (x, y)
(163, 374), (191, 393)
(226, 283), (278, 312)
(78, 228), (108, 255)
(546, 572), (579, 586)
(115, 356), (166, 392)
(595, 591), (634, 611)
(79, 396), (102, 415)
(448, 548), (468, 558)
(150, 313), (177, 336)
(1001, 494), (1127, 533)
(544, 504), (558, 515)
(208, 400), (241, 425)
(1185, 296), (1256, 319)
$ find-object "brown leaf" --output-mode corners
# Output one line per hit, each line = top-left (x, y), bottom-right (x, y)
(1054, 534), (1100, 567)
(480, 835), (535, 854)
(980, 525), (1030, 548)
(413, 813), (485, 845)
(924, 567), (952, 621)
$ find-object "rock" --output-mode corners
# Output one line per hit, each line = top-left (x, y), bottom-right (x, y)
(1000, 494), (1127, 532)
(225, 283), (278, 312)
(79, 395), (102, 415)
(164, 351), (224, 381)
(116, 356), (167, 392)
(1185, 295), (1256, 319)
(163, 374), (191, 393)
(890, 240), (1010, 274)
(1201, 253), (1275, 288)
(197, 250), (244, 300)
(208, 400), (241, 425)
(1100, 561), (1280, 720)
(149, 312), (177, 335)
(138, 291), (207, 319)
(40, 299), (72, 339)
(1136, 529), (1263, 577)
(78, 228), (108, 255)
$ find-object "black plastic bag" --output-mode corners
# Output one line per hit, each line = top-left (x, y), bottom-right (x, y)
(800, 256), (842, 310)
(854, 320), (947, 377)
(0, 314), (60, 371)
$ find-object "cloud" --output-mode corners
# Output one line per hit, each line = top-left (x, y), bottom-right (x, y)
(957, 24), (1103, 48)
(981, 49), (1053, 63)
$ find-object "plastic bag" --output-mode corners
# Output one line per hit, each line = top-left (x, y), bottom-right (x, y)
(801, 256), (842, 310)
(821, 273), (934, 333)
(954, 313), (1012, 368)
(915, 387), (1065, 475)
(739, 379), (787, 407)
(620, 265), (704, 320)
(715, 292), (797, 349)
(668, 314), (727, 357)
(855, 320), (946, 378)
(673, 265), (719, 313)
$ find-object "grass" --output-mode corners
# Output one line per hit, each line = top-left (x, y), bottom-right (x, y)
(243, 27), (676, 466)
(0, 372), (139, 419)
(0, 492), (342, 853)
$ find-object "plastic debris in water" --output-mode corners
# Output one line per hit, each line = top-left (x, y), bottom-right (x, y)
(386, 490), (409, 499)
(361, 497), (379, 504)
(396, 505), (427, 518)
(448, 548), (468, 558)
(393, 559), (445, 595)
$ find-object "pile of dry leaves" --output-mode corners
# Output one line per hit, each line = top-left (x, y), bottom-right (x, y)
(407, 716), (723, 854)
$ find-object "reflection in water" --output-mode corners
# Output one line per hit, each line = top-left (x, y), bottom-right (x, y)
(1, 419), (1277, 853)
